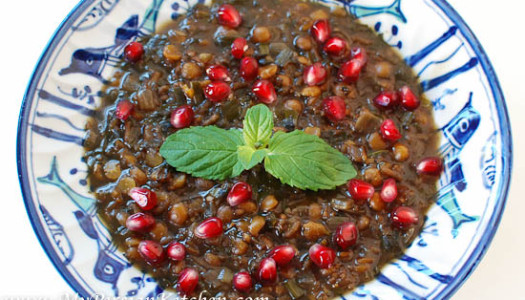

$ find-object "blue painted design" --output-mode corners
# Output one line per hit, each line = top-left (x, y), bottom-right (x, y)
(73, 0), (120, 31)
(351, 286), (380, 300)
(430, 88), (457, 111)
(61, 0), (164, 80)
(417, 221), (438, 247)
(31, 124), (84, 146)
(38, 90), (96, 116)
(74, 210), (99, 239)
(421, 58), (479, 91)
(58, 85), (100, 105)
(37, 157), (96, 214)
(377, 275), (425, 300)
(39, 205), (74, 265)
(348, 0), (407, 23)
(406, 26), (458, 67)
(417, 44), (464, 77)
(400, 256), (453, 284)
(436, 93), (481, 236)
(36, 112), (84, 131)
(481, 132), (497, 188)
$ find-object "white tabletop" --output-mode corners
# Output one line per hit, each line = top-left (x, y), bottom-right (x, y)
(1, 0), (523, 298)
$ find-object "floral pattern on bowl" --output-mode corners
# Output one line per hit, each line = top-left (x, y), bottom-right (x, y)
(17, 0), (512, 299)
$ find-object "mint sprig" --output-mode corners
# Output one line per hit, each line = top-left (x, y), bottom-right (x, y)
(160, 104), (357, 190)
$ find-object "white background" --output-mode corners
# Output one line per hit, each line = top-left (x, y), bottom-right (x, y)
(1, 0), (523, 299)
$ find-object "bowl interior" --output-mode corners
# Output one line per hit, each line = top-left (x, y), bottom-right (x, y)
(18, 0), (511, 299)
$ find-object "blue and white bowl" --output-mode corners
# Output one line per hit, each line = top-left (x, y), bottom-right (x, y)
(17, 0), (512, 299)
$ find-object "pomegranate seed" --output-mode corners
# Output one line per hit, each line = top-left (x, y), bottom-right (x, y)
(268, 245), (296, 266)
(338, 59), (363, 83)
(227, 182), (253, 207)
(391, 207), (419, 228)
(416, 157), (443, 176)
(217, 4), (242, 28)
(257, 258), (277, 283)
(347, 179), (375, 201)
(205, 81), (231, 103)
(334, 222), (358, 250)
(399, 85), (420, 111)
(177, 268), (199, 296)
(309, 244), (336, 269)
(167, 242), (186, 261)
(124, 41), (144, 63)
(310, 19), (331, 44)
(138, 240), (164, 265)
(240, 57), (259, 81)
(351, 47), (368, 64)
(115, 100), (134, 121)
(128, 187), (157, 211)
(126, 213), (155, 233)
(194, 217), (223, 239)
(322, 96), (346, 122)
(232, 37), (248, 59)
(206, 65), (231, 81)
(323, 37), (348, 57)
(380, 178), (398, 203)
(303, 62), (327, 86)
(380, 119), (402, 142)
(233, 271), (253, 293)
(252, 80), (277, 104)
(170, 105), (194, 129)
(373, 91), (399, 110)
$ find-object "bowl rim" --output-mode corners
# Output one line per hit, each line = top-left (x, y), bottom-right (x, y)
(16, 0), (513, 299)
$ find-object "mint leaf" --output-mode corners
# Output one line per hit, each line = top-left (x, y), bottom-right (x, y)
(243, 104), (273, 148)
(264, 131), (357, 191)
(238, 145), (268, 170)
(160, 126), (244, 180)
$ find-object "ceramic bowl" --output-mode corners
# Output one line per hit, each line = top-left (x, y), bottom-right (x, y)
(17, 0), (512, 299)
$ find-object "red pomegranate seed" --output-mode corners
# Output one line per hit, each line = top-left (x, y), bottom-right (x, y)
(217, 4), (242, 28)
(399, 85), (420, 111)
(347, 179), (375, 201)
(205, 81), (231, 102)
(167, 242), (186, 261)
(380, 119), (402, 142)
(124, 41), (144, 63)
(170, 105), (194, 129)
(373, 91), (399, 110)
(338, 59), (363, 83)
(177, 268), (199, 296)
(138, 240), (164, 265)
(310, 19), (331, 44)
(303, 62), (327, 86)
(233, 271), (253, 293)
(126, 213), (155, 233)
(391, 207), (419, 228)
(351, 47), (368, 64)
(334, 222), (358, 250)
(129, 187), (157, 211)
(227, 182), (253, 207)
(416, 157), (443, 176)
(194, 217), (223, 239)
(380, 178), (398, 203)
(232, 37), (248, 59)
(322, 96), (346, 122)
(252, 80), (277, 104)
(323, 37), (348, 57)
(240, 57), (259, 81)
(115, 100), (134, 121)
(309, 244), (336, 269)
(257, 258), (277, 283)
(268, 245), (296, 267)
(206, 65), (231, 82)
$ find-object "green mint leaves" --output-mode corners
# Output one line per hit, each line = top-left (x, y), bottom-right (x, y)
(160, 104), (357, 190)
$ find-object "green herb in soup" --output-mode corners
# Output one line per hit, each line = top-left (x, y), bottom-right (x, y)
(83, 0), (442, 299)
